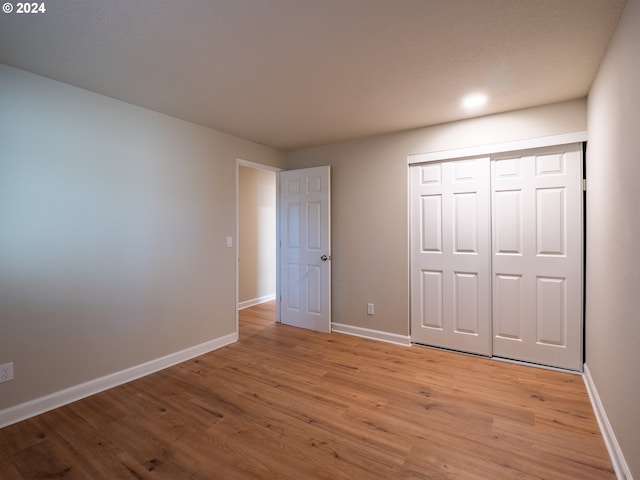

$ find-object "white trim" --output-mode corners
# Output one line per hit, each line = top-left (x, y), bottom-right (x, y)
(237, 293), (276, 310)
(276, 172), (281, 324)
(332, 323), (411, 346)
(0, 332), (237, 429)
(408, 131), (587, 164)
(583, 364), (633, 480)
(237, 158), (283, 173)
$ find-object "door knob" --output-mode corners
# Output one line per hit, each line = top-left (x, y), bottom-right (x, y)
(321, 255), (329, 261)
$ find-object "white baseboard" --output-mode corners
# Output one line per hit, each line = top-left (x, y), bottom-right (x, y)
(238, 294), (276, 310)
(331, 322), (411, 346)
(583, 363), (633, 480)
(0, 332), (238, 429)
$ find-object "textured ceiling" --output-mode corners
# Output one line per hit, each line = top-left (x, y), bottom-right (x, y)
(0, 0), (627, 151)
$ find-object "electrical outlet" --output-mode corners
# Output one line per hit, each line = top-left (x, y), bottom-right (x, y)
(367, 303), (374, 316)
(0, 362), (13, 383)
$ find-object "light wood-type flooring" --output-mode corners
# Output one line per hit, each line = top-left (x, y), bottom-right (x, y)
(0, 302), (614, 479)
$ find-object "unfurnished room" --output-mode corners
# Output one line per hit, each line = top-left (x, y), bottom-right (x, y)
(0, 1), (639, 479)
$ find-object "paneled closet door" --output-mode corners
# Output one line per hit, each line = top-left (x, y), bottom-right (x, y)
(491, 145), (583, 371)
(410, 157), (492, 356)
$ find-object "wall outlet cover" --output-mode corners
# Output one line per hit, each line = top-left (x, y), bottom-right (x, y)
(0, 362), (14, 383)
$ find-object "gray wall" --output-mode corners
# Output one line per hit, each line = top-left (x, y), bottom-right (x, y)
(286, 99), (587, 336)
(586, 0), (640, 476)
(0, 64), (285, 409)
(238, 166), (276, 304)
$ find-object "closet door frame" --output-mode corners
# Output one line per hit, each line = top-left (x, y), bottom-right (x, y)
(408, 132), (587, 371)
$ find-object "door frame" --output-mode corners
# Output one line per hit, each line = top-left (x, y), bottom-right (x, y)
(235, 159), (283, 333)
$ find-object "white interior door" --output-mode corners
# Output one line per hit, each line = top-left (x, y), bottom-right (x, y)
(410, 157), (492, 355)
(491, 145), (583, 370)
(279, 166), (331, 333)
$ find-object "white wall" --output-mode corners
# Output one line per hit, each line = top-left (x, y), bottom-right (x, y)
(586, 0), (640, 477)
(286, 99), (587, 336)
(0, 64), (285, 410)
(238, 166), (277, 305)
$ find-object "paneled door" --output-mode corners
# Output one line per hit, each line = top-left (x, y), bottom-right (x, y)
(279, 166), (331, 333)
(410, 157), (492, 355)
(491, 145), (583, 370)
(410, 144), (583, 371)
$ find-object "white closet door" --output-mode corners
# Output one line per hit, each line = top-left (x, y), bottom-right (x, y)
(410, 158), (492, 355)
(491, 145), (583, 370)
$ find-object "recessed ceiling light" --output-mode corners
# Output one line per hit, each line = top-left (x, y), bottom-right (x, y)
(462, 93), (488, 109)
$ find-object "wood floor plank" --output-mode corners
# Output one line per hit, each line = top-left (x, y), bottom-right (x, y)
(0, 301), (615, 479)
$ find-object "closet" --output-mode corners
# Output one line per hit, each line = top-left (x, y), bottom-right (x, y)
(410, 143), (583, 371)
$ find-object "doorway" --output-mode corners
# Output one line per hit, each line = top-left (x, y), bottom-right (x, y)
(236, 161), (333, 335)
(236, 160), (280, 327)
